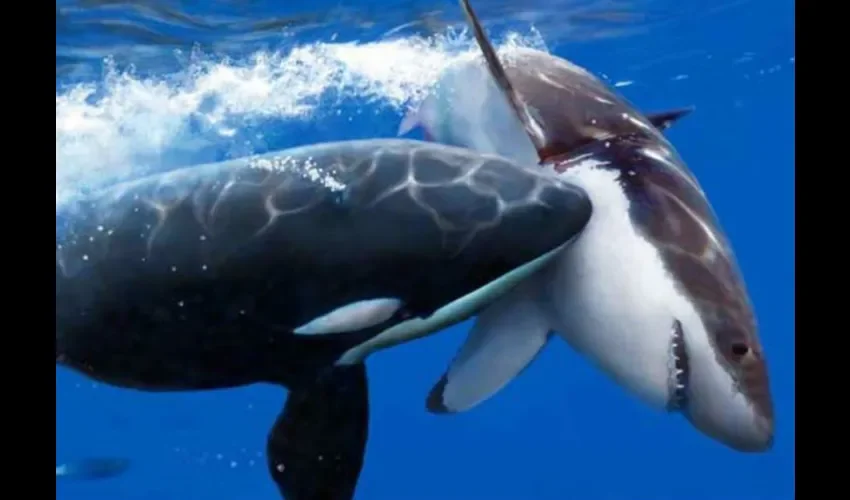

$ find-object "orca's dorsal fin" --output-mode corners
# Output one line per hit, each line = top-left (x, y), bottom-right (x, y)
(458, 0), (551, 162)
(646, 106), (695, 131)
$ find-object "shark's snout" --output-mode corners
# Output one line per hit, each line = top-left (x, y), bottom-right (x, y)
(683, 343), (775, 453)
(687, 405), (774, 452)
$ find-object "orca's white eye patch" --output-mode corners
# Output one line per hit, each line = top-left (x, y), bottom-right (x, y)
(293, 298), (404, 335)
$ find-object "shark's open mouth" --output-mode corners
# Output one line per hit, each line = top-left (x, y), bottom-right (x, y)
(666, 319), (690, 412)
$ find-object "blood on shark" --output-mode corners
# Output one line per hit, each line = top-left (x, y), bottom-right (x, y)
(420, 0), (774, 453)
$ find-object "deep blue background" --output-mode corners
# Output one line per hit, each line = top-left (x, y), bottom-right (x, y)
(56, 1), (795, 499)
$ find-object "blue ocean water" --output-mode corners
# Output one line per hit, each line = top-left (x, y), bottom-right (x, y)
(55, 0), (795, 499)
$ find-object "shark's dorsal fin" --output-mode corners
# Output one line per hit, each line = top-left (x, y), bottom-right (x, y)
(647, 107), (695, 131)
(458, 0), (550, 162)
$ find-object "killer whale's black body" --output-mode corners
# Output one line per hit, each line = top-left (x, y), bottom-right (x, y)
(56, 138), (591, 499)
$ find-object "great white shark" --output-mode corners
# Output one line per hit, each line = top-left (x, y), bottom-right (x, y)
(403, 0), (775, 453)
(56, 138), (592, 499)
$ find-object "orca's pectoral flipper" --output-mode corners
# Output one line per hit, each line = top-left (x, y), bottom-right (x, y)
(647, 107), (695, 131)
(267, 364), (369, 500)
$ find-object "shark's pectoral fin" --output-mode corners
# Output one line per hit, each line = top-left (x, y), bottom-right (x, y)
(646, 107), (695, 131)
(426, 282), (550, 414)
(267, 364), (369, 500)
(397, 94), (437, 138)
(397, 107), (422, 136)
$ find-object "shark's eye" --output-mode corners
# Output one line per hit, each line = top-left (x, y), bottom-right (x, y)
(731, 343), (750, 357)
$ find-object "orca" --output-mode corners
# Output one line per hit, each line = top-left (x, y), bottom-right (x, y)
(56, 138), (593, 499)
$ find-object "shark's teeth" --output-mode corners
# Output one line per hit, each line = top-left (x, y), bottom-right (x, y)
(666, 319), (690, 411)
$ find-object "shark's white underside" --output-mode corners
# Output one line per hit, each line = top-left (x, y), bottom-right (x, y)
(434, 157), (716, 413)
(544, 158), (709, 409)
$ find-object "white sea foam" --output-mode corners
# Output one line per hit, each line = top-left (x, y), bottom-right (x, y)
(55, 30), (546, 206)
